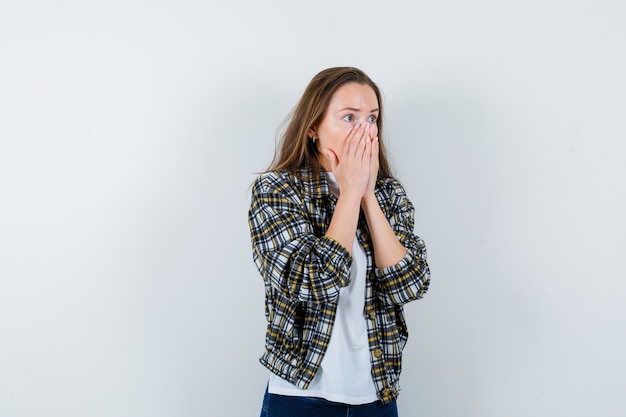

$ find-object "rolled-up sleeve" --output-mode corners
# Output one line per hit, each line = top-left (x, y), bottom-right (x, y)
(374, 180), (430, 305)
(248, 172), (352, 304)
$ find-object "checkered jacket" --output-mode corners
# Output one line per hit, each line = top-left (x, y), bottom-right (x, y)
(248, 169), (430, 404)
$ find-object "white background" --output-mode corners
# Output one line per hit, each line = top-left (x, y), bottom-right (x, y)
(1, 1), (625, 416)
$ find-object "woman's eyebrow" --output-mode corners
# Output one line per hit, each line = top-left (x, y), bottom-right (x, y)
(337, 107), (380, 113)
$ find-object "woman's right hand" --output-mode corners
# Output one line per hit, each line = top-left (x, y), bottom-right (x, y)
(324, 123), (372, 200)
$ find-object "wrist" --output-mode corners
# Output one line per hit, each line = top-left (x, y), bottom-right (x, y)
(361, 192), (379, 210)
(338, 188), (364, 206)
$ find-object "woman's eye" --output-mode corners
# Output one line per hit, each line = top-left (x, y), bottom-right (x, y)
(368, 115), (377, 123)
(343, 115), (354, 122)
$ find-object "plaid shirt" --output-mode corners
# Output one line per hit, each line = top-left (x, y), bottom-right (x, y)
(248, 169), (430, 404)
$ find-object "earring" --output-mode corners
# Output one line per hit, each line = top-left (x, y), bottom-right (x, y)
(312, 136), (317, 144)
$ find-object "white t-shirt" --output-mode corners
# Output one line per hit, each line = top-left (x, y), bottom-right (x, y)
(268, 172), (378, 405)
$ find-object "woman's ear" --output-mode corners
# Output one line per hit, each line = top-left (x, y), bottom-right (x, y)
(307, 126), (317, 139)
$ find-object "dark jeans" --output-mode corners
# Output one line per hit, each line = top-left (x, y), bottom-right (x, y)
(260, 387), (399, 417)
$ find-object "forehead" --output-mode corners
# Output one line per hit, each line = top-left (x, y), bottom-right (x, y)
(328, 82), (378, 109)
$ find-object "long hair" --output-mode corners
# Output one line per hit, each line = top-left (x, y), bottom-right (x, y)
(266, 67), (394, 178)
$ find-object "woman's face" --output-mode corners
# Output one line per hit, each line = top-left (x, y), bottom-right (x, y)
(310, 82), (379, 171)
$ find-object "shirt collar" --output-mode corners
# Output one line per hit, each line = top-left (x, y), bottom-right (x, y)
(299, 169), (331, 200)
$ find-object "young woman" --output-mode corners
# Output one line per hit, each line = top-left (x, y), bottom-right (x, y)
(248, 67), (431, 417)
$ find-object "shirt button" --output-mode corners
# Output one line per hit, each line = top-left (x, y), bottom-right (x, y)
(360, 232), (369, 241)
(374, 348), (383, 358)
(368, 310), (376, 321)
(381, 388), (391, 397)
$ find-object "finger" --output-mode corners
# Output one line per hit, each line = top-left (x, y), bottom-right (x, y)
(343, 123), (362, 157)
(324, 149), (339, 172)
(365, 123), (374, 140)
(372, 136), (379, 159)
(359, 132), (371, 162)
(370, 121), (379, 140)
(363, 124), (373, 149)
(357, 125), (370, 161)
(363, 131), (372, 161)
(368, 136), (378, 165)
(370, 136), (380, 176)
(348, 123), (366, 158)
